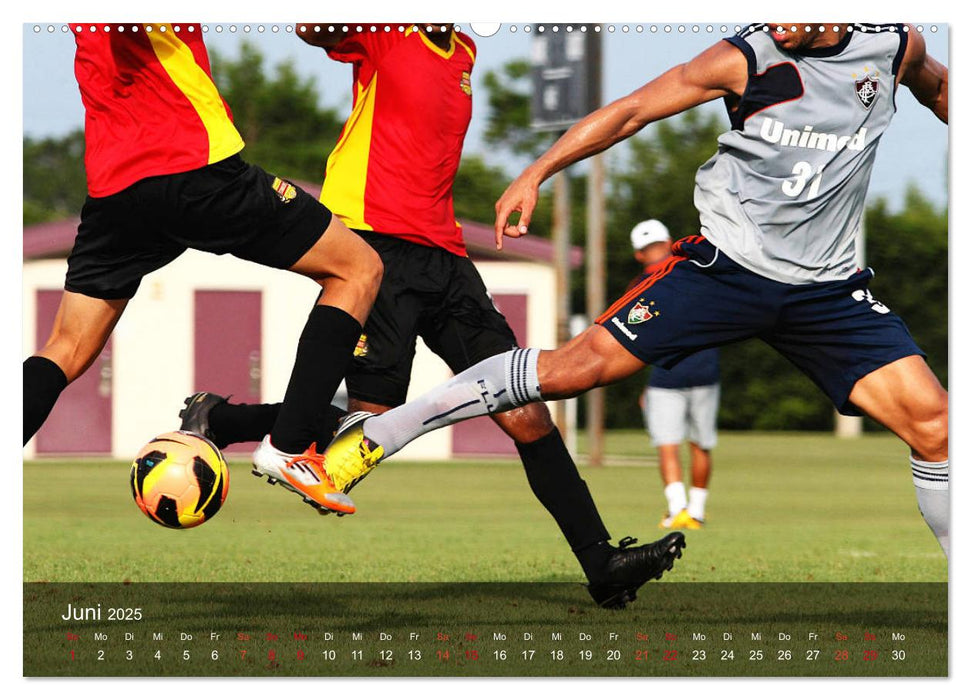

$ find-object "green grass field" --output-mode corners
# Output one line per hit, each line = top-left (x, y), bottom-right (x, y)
(23, 431), (946, 584)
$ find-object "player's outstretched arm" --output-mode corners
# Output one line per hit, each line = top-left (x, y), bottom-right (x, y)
(296, 23), (347, 48)
(899, 26), (948, 123)
(493, 40), (747, 248)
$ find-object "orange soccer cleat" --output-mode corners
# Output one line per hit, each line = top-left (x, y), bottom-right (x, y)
(251, 436), (356, 515)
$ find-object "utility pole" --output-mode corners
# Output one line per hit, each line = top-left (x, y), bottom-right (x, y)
(531, 24), (603, 453)
(584, 31), (605, 466)
(585, 152), (606, 466)
(835, 223), (865, 438)
(552, 165), (571, 436)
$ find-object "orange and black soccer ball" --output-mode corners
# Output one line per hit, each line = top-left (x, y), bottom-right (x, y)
(130, 431), (230, 529)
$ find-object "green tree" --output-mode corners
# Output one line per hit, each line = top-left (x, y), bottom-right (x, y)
(23, 130), (86, 225)
(481, 59), (555, 159)
(865, 188), (948, 389)
(453, 155), (515, 224)
(456, 59), (562, 238)
(210, 42), (344, 182)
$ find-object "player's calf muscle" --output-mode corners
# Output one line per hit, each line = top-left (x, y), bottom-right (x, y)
(538, 350), (605, 399)
(538, 327), (644, 400)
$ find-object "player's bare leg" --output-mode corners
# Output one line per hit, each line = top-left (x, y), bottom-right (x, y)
(534, 325), (647, 399)
(848, 355), (947, 461)
(658, 445), (685, 488)
(288, 216), (382, 325)
(686, 442), (712, 523)
(36, 291), (128, 382)
(656, 443), (699, 529)
(24, 292), (128, 444)
(689, 443), (713, 489)
(848, 355), (949, 555)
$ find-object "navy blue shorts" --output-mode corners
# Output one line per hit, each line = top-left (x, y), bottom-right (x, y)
(598, 236), (924, 416)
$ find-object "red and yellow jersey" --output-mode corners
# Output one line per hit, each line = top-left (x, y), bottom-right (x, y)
(73, 23), (244, 197)
(321, 26), (476, 256)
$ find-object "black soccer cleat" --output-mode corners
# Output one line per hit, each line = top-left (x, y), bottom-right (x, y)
(587, 532), (687, 609)
(179, 392), (229, 448)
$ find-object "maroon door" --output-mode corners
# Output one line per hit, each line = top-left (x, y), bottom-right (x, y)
(194, 291), (262, 453)
(452, 293), (528, 457)
(34, 290), (113, 454)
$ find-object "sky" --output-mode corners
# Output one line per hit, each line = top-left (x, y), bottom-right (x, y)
(21, 22), (949, 211)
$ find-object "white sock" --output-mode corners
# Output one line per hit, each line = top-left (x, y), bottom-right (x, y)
(687, 487), (708, 521)
(911, 457), (949, 557)
(664, 482), (687, 515)
(363, 348), (542, 458)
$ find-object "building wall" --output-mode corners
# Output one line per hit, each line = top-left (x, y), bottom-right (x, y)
(23, 251), (558, 460)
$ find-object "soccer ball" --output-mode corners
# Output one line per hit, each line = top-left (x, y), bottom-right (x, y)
(130, 430), (230, 529)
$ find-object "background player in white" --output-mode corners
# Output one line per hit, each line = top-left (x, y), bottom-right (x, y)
(321, 23), (949, 559)
(629, 220), (720, 530)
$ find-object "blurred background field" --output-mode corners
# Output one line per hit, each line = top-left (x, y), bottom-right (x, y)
(23, 431), (946, 584)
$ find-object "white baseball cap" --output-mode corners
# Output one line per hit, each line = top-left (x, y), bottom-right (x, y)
(630, 219), (670, 250)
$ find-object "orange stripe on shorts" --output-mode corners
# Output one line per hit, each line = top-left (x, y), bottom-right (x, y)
(596, 254), (682, 325)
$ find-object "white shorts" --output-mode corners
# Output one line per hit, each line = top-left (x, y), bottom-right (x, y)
(642, 383), (720, 449)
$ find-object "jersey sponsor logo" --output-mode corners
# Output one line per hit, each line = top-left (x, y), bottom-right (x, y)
(610, 316), (638, 341)
(460, 71), (472, 96)
(271, 177), (298, 204)
(853, 69), (880, 110)
(759, 117), (868, 153)
(627, 299), (660, 325)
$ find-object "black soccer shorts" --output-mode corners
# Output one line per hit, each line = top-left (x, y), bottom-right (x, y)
(65, 155), (332, 299)
(345, 231), (519, 407)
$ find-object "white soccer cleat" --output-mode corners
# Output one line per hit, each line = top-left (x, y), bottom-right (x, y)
(251, 435), (356, 515)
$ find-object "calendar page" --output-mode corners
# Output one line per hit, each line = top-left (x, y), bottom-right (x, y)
(21, 19), (949, 682)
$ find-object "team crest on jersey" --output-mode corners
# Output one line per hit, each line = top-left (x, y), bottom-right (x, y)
(460, 71), (472, 96)
(353, 333), (369, 358)
(271, 177), (297, 204)
(853, 71), (879, 111)
(627, 300), (659, 325)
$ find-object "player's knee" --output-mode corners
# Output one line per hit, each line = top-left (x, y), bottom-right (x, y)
(909, 392), (948, 461)
(344, 246), (383, 301)
(40, 330), (97, 383)
(360, 248), (384, 295)
(495, 403), (556, 442)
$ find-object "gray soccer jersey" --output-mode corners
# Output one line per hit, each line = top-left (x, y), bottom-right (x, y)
(694, 24), (908, 284)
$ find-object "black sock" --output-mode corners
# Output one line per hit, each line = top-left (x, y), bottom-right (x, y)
(210, 402), (347, 449)
(270, 305), (361, 453)
(24, 356), (68, 445)
(516, 428), (614, 581)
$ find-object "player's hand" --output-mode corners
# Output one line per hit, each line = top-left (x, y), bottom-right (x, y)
(494, 172), (541, 250)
